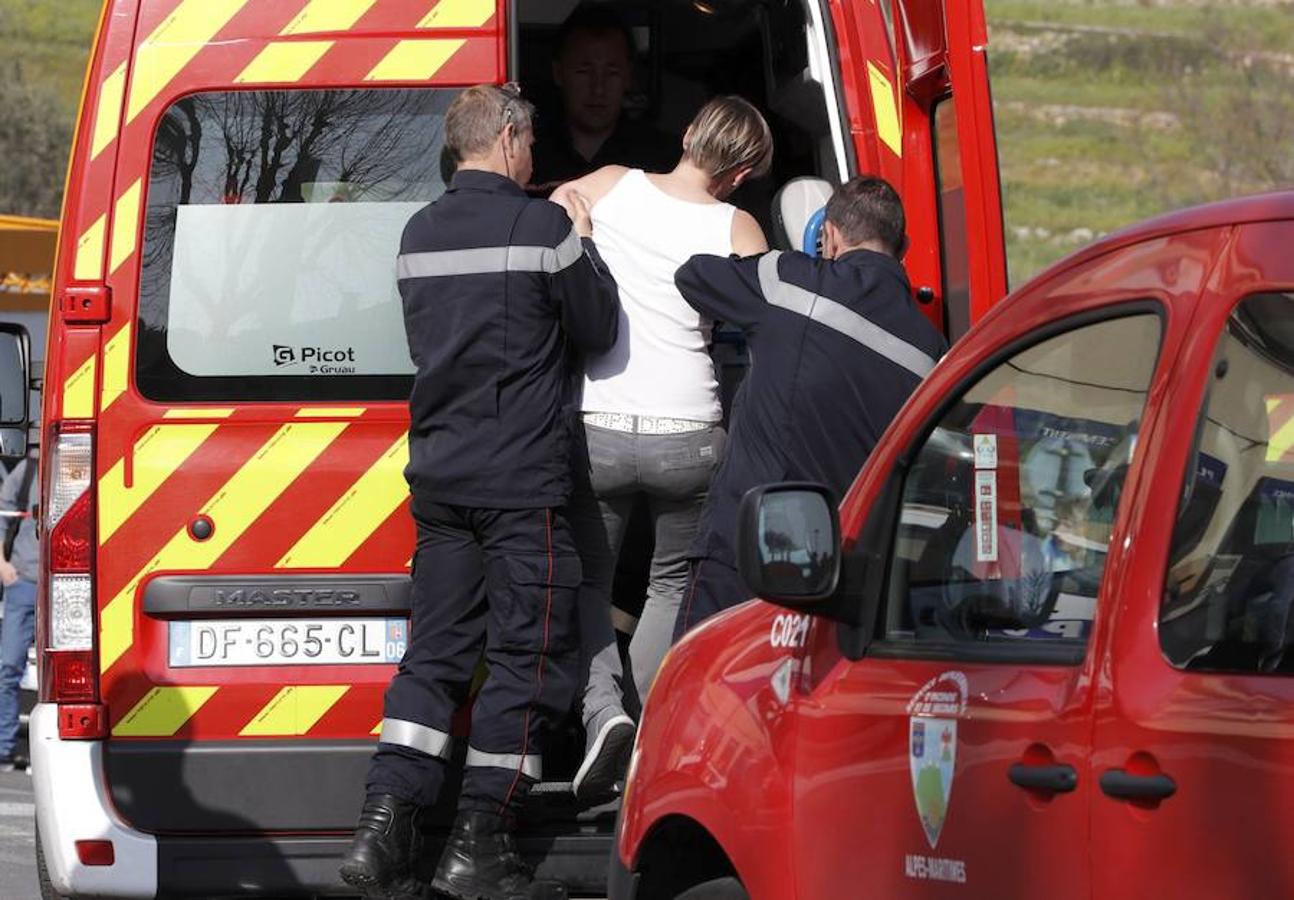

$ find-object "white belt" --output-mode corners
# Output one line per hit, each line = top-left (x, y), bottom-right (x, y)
(583, 412), (712, 435)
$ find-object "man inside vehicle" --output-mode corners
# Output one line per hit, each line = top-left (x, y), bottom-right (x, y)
(672, 176), (947, 636)
(530, 4), (676, 191)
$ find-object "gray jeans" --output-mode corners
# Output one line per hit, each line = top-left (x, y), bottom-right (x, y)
(569, 423), (725, 723)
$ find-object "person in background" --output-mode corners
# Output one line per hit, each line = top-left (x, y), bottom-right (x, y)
(530, 4), (675, 191)
(552, 96), (772, 800)
(0, 454), (37, 772)
(339, 84), (618, 900)
(672, 176), (947, 636)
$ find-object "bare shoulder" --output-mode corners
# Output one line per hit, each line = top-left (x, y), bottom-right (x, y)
(731, 208), (770, 256)
(551, 165), (630, 208)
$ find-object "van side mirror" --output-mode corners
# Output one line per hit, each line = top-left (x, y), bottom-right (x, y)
(0, 325), (32, 458)
(736, 483), (841, 607)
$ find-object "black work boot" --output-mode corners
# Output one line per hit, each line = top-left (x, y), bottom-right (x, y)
(431, 811), (566, 900)
(339, 793), (426, 900)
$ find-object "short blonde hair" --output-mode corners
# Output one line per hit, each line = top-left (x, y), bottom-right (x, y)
(445, 84), (535, 163)
(683, 96), (774, 180)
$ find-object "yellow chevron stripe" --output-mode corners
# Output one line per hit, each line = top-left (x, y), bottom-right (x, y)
(99, 324), (132, 413)
(126, 0), (251, 124)
(235, 41), (333, 84)
(90, 63), (127, 161)
(371, 720), (382, 736)
(240, 685), (349, 736)
(99, 421), (349, 673)
(364, 39), (464, 82)
(1267, 397), (1294, 461)
(109, 179), (143, 275)
(277, 432), (409, 568)
(63, 355), (97, 420)
(295, 407), (365, 418)
(74, 214), (106, 281)
(112, 686), (218, 737)
(282, 0), (376, 34)
(867, 61), (902, 157)
(418, 0), (495, 29)
(163, 408), (236, 419)
(98, 421), (224, 543)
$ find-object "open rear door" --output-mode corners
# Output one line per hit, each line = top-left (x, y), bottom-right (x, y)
(827, 0), (1007, 339)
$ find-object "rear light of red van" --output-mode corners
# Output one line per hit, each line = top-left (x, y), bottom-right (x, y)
(39, 424), (106, 738)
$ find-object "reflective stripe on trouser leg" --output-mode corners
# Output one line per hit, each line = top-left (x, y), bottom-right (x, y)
(367, 501), (488, 807)
(460, 506), (581, 814)
(379, 718), (452, 759)
(466, 747), (542, 781)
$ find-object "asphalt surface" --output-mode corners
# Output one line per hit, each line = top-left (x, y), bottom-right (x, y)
(0, 767), (37, 899)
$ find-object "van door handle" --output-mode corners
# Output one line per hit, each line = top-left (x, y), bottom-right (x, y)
(1007, 762), (1077, 794)
(1099, 769), (1176, 801)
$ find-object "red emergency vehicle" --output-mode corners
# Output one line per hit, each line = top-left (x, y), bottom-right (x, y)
(612, 193), (1294, 899)
(2, 0), (1006, 897)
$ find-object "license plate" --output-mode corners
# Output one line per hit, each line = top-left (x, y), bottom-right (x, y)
(169, 618), (407, 667)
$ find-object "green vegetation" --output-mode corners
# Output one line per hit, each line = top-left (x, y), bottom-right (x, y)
(987, 0), (1294, 284)
(0, 0), (100, 218)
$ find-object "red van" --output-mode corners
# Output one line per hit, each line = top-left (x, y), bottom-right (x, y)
(5, 0), (1006, 897)
(612, 193), (1294, 899)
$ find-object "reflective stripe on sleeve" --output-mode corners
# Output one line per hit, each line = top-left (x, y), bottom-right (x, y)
(757, 250), (937, 378)
(398, 227), (585, 280)
(465, 746), (542, 780)
(379, 717), (452, 759)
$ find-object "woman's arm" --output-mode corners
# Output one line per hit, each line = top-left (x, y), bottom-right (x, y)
(731, 209), (769, 256)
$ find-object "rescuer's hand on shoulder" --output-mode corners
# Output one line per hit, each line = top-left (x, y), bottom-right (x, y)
(555, 189), (593, 238)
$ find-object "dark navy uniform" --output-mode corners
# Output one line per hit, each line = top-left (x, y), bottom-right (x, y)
(368, 169), (618, 816)
(673, 248), (946, 636)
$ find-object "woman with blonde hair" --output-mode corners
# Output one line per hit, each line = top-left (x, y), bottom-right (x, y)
(552, 95), (773, 799)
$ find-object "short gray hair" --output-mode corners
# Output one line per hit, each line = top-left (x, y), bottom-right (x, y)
(445, 84), (534, 163)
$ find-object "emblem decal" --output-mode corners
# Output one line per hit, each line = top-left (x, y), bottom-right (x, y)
(908, 671), (968, 849)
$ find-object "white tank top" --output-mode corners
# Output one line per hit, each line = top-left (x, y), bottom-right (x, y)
(581, 169), (735, 421)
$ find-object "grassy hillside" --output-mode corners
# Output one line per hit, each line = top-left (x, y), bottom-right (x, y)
(987, 0), (1294, 284)
(0, 0), (101, 219)
(0, 0), (101, 112)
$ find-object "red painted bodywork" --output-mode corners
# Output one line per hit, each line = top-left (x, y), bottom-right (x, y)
(619, 196), (1294, 898)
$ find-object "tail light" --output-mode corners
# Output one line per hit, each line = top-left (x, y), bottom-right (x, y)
(39, 424), (105, 738)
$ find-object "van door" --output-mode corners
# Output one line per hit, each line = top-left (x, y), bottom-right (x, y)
(827, 0), (1007, 338)
(90, 3), (501, 838)
(790, 304), (1164, 897)
(1092, 224), (1294, 897)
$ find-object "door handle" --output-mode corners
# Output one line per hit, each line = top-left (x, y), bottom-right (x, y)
(1007, 762), (1078, 794)
(1099, 769), (1176, 801)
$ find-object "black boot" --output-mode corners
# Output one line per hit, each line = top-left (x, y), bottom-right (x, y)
(431, 811), (566, 900)
(339, 793), (426, 900)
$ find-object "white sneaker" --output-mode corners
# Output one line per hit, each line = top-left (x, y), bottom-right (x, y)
(572, 711), (635, 801)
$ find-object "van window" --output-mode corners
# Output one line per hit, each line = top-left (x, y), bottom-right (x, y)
(1162, 293), (1294, 674)
(881, 312), (1161, 660)
(137, 89), (456, 402)
(933, 99), (971, 340)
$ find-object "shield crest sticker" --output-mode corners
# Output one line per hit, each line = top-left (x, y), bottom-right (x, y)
(907, 672), (968, 849)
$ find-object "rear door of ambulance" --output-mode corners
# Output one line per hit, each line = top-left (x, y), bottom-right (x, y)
(827, 0), (1007, 339)
(43, 0), (502, 887)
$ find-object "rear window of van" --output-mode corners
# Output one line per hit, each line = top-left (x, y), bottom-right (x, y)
(137, 88), (457, 402)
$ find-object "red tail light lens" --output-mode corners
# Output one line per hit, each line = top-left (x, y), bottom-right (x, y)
(40, 424), (102, 733)
(48, 490), (92, 572)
